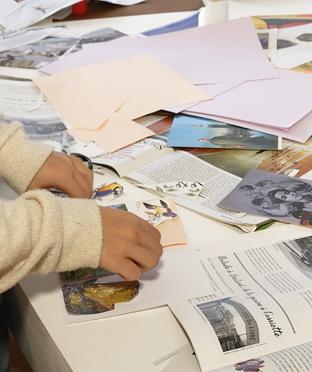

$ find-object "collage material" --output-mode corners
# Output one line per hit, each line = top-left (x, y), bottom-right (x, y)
(126, 198), (187, 247)
(60, 248), (212, 323)
(219, 169), (312, 227)
(34, 55), (209, 135)
(137, 181), (204, 200)
(136, 199), (178, 227)
(167, 114), (281, 150)
(187, 69), (312, 129)
(41, 17), (278, 85)
(185, 110), (312, 143)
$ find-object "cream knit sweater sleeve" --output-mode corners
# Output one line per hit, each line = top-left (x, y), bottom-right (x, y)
(0, 122), (102, 293)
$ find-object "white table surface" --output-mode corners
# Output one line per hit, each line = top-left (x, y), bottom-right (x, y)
(9, 8), (312, 372)
(15, 168), (311, 372)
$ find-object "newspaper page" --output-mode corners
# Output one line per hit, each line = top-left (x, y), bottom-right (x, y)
(0, 0), (79, 31)
(0, 26), (61, 53)
(170, 234), (312, 371)
(0, 78), (67, 146)
(0, 27), (126, 79)
(126, 151), (268, 231)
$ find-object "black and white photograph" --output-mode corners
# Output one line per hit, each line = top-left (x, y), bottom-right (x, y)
(3, 116), (68, 143)
(0, 36), (76, 69)
(277, 236), (312, 280)
(218, 169), (312, 227)
(197, 298), (260, 353)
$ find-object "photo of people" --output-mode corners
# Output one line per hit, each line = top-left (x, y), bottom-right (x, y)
(219, 169), (312, 227)
(197, 298), (260, 352)
(167, 114), (280, 150)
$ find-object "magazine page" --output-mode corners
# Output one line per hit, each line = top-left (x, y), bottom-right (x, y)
(91, 115), (174, 176)
(271, 24), (312, 69)
(91, 138), (174, 177)
(170, 234), (312, 371)
(126, 151), (268, 231)
(0, 78), (67, 146)
(227, 0), (312, 19)
(212, 341), (312, 372)
(218, 169), (312, 228)
(162, 341), (312, 372)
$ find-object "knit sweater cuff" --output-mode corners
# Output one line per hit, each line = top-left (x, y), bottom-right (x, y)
(58, 198), (102, 272)
(0, 122), (54, 193)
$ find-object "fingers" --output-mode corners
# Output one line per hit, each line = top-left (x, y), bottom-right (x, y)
(139, 218), (162, 243)
(118, 259), (142, 281)
(99, 208), (163, 280)
(126, 244), (162, 273)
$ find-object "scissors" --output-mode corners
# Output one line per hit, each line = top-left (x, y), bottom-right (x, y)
(50, 133), (94, 197)
(61, 132), (93, 170)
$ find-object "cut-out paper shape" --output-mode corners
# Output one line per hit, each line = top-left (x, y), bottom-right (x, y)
(137, 181), (204, 200)
(62, 279), (140, 315)
(93, 182), (124, 201)
(137, 199), (178, 227)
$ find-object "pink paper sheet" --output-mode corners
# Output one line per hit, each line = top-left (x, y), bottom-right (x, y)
(69, 113), (154, 153)
(187, 69), (312, 129)
(41, 18), (278, 85)
(167, 81), (243, 114)
(34, 55), (209, 132)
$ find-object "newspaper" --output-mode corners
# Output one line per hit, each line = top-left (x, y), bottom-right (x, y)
(0, 0), (80, 31)
(162, 341), (312, 372)
(169, 234), (312, 371)
(126, 151), (268, 232)
(0, 77), (67, 146)
(0, 27), (125, 79)
(0, 26), (62, 53)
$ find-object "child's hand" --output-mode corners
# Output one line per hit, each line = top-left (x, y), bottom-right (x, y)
(99, 207), (162, 280)
(27, 151), (93, 198)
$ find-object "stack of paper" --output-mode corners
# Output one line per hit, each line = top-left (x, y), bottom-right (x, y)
(39, 16), (312, 144)
(34, 55), (209, 152)
(184, 69), (312, 143)
(42, 17), (278, 85)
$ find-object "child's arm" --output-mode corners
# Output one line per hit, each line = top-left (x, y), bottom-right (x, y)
(0, 122), (162, 293)
(0, 121), (93, 198)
